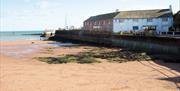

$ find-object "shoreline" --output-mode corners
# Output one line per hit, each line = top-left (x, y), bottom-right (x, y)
(0, 40), (51, 46)
(0, 40), (180, 91)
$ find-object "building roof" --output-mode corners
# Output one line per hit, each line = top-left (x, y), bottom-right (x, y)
(174, 10), (180, 17)
(114, 9), (172, 19)
(85, 12), (119, 22)
(84, 9), (173, 22)
(174, 11), (180, 25)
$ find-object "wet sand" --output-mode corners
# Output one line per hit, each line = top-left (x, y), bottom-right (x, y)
(0, 40), (180, 91)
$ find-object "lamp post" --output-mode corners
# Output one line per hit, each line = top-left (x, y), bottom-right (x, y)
(179, 0), (180, 10)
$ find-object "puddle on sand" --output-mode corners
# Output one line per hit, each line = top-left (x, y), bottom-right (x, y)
(0, 44), (42, 58)
(47, 42), (79, 47)
(0, 42), (79, 59)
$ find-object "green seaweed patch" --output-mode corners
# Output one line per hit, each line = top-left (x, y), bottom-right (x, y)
(77, 55), (101, 64)
(35, 54), (100, 64)
(78, 49), (152, 63)
(35, 55), (76, 64)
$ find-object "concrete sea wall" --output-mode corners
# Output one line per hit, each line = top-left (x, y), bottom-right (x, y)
(53, 30), (180, 56)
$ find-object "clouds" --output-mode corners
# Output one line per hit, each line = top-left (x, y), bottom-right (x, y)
(1, 0), (179, 31)
(23, 0), (62, 9)
(35, 0), (62, 9)
(36, 0), (50, 9)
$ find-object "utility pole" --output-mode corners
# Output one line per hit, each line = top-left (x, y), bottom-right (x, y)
(65, 14), (68, 30)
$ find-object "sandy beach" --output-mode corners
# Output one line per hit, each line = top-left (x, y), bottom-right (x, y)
(0, 40), (180, 91)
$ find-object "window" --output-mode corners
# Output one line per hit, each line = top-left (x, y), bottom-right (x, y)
(119, 19), (125, 23)
(147, 18), (153, 22)
(108, 20), (111, 24)
(106, 20), (108, 24)
(86, 22), (88, 25)
(106, 20), (111, 24)
(133, 19), (138, 22)
(100, 21), (102, 25)
(115, 19), (119, 22)
(94, 21), (97, 25)
(133, 26), (139, 30)
(104, 20), (106, 24)
(98, 21), (100, 25)
(99, 21), (102, 25)
(142, 25), (156, 31)
(162, 17), (168, 22)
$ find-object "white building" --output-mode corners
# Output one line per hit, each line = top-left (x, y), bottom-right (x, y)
(113, 6), (173, 34)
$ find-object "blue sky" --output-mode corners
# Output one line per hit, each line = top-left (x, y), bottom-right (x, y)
(0, 0), (179, 31)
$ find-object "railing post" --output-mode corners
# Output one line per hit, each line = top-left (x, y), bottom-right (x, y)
(159, 32), (161, 36)
(173, 32), (175, 36)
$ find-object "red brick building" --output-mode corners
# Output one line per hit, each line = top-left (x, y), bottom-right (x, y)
(83, 12), (119, 31)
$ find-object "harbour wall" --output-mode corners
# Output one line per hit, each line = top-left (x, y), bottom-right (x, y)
(52, 30), (180, 56)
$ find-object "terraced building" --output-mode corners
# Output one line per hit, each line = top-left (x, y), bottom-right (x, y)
(84, 6), (173, 34)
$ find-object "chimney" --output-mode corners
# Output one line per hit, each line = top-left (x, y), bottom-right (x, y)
(169, 5), (172, 11)
(116, 9), (119, 12)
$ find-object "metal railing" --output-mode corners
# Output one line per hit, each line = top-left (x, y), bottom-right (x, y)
(158, 32), (180, 37)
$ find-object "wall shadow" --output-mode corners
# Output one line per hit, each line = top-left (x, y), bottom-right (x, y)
(152, 60), (180, 72)
(158, 76), (180, 89)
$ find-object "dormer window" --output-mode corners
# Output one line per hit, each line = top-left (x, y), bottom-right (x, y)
(119, 19), (125, 23)
(162, 17), (168, 22)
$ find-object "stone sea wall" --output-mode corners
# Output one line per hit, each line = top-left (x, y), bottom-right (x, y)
(52, 30), (180, 56)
